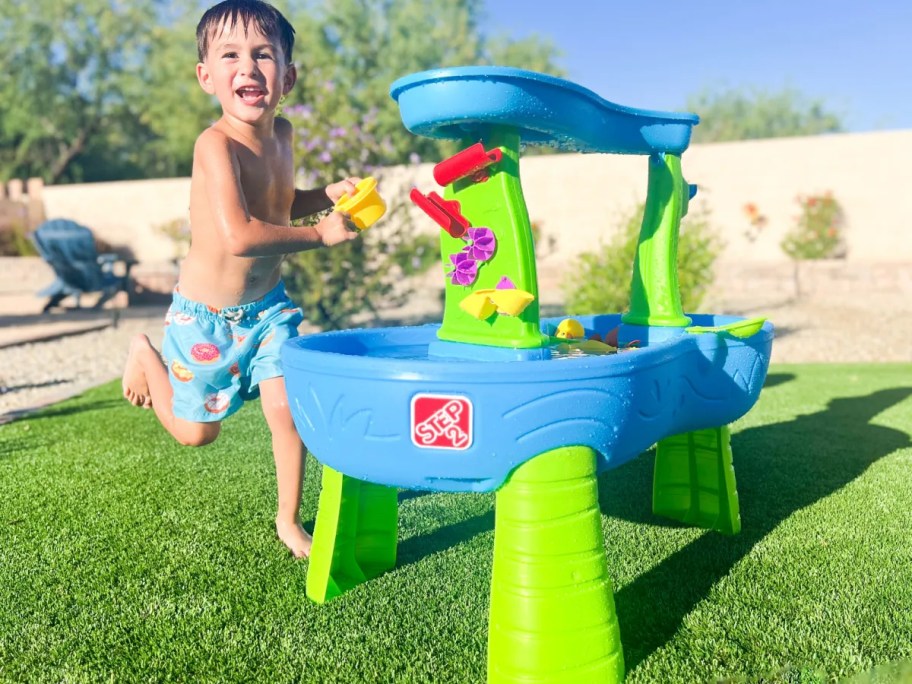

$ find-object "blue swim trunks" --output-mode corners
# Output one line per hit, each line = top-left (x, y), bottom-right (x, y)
(162, 281), (304, 422)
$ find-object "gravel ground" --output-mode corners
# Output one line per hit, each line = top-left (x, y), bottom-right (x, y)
(0, 311), (167, 422)
(1, 292), (910, 423)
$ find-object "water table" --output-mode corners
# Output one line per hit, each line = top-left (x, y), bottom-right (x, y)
(282, 67), (773, 683)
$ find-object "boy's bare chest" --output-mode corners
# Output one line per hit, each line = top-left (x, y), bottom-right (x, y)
(236, 143), (294, 216)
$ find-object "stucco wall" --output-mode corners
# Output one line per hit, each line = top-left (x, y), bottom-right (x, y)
(39, 129), (911, 270)
(42, 177), (191, 263)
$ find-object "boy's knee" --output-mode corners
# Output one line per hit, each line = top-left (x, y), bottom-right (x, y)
(262, 395), (293, 427)
(176, 422), (220, 447)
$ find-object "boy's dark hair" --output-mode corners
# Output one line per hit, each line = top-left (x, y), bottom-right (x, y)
(197, 0), (296, 64)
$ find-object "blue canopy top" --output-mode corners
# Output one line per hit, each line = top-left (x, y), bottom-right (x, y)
(390, 66), (699, 155)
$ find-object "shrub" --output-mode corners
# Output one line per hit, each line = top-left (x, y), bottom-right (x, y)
(157, 217), (191, 262)
(280, 99), (436, 330)
(561, 202), (722, 315)
(283, 201), (437, 330)
(780, 192), (846, 260)
(0, 221), (37, 257)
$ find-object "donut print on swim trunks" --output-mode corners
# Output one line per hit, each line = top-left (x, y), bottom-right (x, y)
(203, 391), (231, 414)
(171, 360), (194, 382)
(172, 312), (196, 326)
(190, 342), (221, 364)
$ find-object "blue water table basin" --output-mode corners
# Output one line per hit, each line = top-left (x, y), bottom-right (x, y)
(284, 314), (771, 493)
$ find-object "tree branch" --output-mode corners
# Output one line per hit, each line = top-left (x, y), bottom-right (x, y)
(48, 121), (94, 184)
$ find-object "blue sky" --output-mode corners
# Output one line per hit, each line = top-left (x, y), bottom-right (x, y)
(482, 1), (909, 132)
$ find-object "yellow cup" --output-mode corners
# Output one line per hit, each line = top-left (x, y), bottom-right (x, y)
(334, 176), (386, 230)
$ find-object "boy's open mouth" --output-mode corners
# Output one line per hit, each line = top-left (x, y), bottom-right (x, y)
(236, 86), (265, 105)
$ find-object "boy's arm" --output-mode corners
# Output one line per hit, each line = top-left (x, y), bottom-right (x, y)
(290, 188), (333, 221)
(197, 129), (357, 257)
(290, 178), (362, 221)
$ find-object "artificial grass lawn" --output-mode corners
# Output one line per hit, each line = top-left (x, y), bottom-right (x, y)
(2, 364), (911, 683)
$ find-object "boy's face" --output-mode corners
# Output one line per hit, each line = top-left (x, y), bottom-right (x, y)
(196, 20), (296, 128)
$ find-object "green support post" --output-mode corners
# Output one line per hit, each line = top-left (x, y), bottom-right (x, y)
(652, 426), (741, 535)
(622, 152), (692, 328)
(355, 477), (399, 579)
(437, 127), (546, 350)
(306, 465), (399, 604)
(488, 446), (624, 683)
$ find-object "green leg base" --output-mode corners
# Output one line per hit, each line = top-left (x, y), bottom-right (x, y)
(652, 425), (741, 535)
(355, 478), (399, 580)
(306, 466), (398, 604)
(488, 446), (624, 684)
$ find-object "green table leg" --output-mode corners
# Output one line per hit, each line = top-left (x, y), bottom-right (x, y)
(652, 425), (741, 535)
(306, 465), (398, 604)
(488, 446), (624, 683)
(355, 480), (399, 580)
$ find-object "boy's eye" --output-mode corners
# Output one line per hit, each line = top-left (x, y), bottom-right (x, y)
(256, 52), (274, 60)
(222, 52), (237, 59)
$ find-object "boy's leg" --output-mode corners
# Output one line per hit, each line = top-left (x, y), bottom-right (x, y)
(259, 375), (312, 558)
(123, 333), (221, 447)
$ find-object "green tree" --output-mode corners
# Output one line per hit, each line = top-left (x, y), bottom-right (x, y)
(126, 5), (220, 178)
(1, 0), (562, 183)
(0, 0), (214, 183)
(291, 0), (564, 165)
(686, 87), (843, 144)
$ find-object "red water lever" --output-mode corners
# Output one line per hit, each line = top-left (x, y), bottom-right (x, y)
(409, 188), (470, 238)
(433, 143), (503, 186)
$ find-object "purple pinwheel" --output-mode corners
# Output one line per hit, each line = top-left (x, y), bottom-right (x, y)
(448, 250), (478, 286)
(446, 226), (498, 286)
(464, 227), (496, 262)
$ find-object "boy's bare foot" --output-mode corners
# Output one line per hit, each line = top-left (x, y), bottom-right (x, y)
(123, 334), (154, 409)
(276, 519), (313, 558)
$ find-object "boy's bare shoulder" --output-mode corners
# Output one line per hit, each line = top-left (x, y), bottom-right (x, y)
(193, 125), (236, 171)
(194, 125), (232, 153)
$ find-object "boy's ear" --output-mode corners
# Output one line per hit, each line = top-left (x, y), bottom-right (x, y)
(196, 63), (216, 95)
(283, 64), (297, 95)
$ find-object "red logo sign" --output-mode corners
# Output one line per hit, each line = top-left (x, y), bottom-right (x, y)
(411, 393), (473, 450)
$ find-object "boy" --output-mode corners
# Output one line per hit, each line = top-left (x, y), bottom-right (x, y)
(122, 0), (363, 558)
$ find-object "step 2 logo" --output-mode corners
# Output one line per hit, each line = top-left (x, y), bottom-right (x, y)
(411, 393), (473, 450)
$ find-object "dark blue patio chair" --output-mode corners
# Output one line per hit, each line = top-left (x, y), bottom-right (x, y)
(29, 219), (135, 313)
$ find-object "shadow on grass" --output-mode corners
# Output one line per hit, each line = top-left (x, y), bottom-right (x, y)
(25, 399), (121, 421)
(763, 372), (796, 389)
(0, 398), (121, 429)
(0, 436), (31, 460)
(599, 387), (912, 669)
(398, 489), (432, 503)
(396, 510), (494, 569)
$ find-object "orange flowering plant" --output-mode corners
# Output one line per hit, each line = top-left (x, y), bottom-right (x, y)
(742, 202), (768, 243)
(780, 192), (845, 260)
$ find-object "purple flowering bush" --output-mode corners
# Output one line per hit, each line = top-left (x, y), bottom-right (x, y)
(280, 83), (437, 330)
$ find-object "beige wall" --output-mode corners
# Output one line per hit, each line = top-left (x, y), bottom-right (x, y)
(40, 129), (912, 269)
(515, 128), (911, 266)
(42, 177), (191, 263)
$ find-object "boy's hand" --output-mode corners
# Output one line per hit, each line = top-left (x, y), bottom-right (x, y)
(325, 177), (362, 204)
(315, 211), (360, 246)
